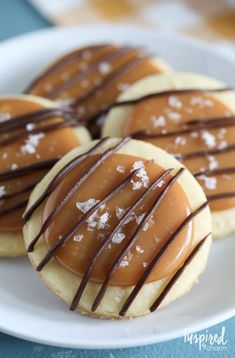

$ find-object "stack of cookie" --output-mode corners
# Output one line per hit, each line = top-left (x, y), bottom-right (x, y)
(1, 43), (233, 319)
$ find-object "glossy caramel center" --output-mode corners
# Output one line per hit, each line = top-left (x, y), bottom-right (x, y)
(0, 98), (80, 232)
(43, 153), (192, 286)
(28, 45), (162, 124)
(124, 93), (235, 211)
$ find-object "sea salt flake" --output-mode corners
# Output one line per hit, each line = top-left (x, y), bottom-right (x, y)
(74, 234), (84, 242)
(0, 112), (11, 123)
(0, 186), (6, 198)
(116, 206), (125, 219)
(156, 179), (165, 188)
(191, 131), (199, 138)
(218, 128), (227, 138)
(168, 96), (182, 109)
(200, 175), (217, 190)
(190, 96), (213, 108)
(98, 62), (112, 75)
(151, 115), (166, 127)
(98, 211), (110, 229)
(175, 136), (186, 146)
(201, 131), (216, 148)
(136, 245), (144, 253)
(143, 262), (147, 268)
(143, 217), (154, 232)
(2, 152), (8, 160)
(131, 180), (142, 190)
(112, 232), (125, 244)
(155, 236), (161, 243)
(120, 260), (129, 267)
(208, 156), (218, 170)
(20, 133), (45, 154)
(218, 140), (227, 149)
(11, 163), (18, 170)
(116, 165), (125, 173)
(76, 198), (100, 213)
(132, 161), (144, 170)
(26, 123), (35, 131)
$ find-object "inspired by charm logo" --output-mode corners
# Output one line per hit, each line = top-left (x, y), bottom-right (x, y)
(184, 326), (227, 351)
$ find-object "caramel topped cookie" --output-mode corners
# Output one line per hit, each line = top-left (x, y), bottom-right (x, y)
(26, 44), (170, 136)
(0, 95), (91, 256)
(23, 138), (211, 318)
(103, 72), (235, 238)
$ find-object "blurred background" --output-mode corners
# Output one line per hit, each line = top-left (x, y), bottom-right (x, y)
(1, 0), (235, 56)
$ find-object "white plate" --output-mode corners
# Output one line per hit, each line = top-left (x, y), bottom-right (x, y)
(0, 25), (235, 349)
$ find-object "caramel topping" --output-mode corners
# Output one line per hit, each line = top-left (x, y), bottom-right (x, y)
(122, 92), (235, 211)
(43, 153), (192, 286)
(25, 138), (209, 315)
(0, 98), (80, 232)
(26, 44), (162, 136)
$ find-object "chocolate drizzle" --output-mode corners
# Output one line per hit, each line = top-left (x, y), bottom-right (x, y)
(26, 45), (159, 136)
(131, 115), (235, 140)
(26, 137), (130, 252)
(0, 105), (81, 224)
(109, 87), (235, 206)
(36, 162), (148, 272)
(47, 47), (138, 99)
(23, 138), (110, 225)
(70, 167), (174, 311)
(25, 138), (209, 316)
(149, 234), (209, 312)
(118, 201), (208, 316)
(111, 88), (230, 108)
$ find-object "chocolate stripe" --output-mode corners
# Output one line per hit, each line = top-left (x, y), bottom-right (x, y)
(72, 55), (150, 107)
(91, 168), (185, 312)
(0, 158), (59, 182)
(0, 108), (79, 135)
(194, 167), (235, 177)
(111, 88), (230, 108)
(47, 47), (137, 98)
(27, 137), (130, 252)
(1, 181), (38, 200)
(176, 144), (235, 161)
(0, 119), (80, 146)
(149, 234), (210, 312)
(23, 138), (109, 226)
(186, 115), (235, 126)
(119, 201), (208, 316)
(0, 199), (28, 217)
(131, 117), (235, 140)
(70, 168), (173, 311)
(24, 45), (108, 92)
(207, 192), (235, 201)
(36, 163), (151, 272)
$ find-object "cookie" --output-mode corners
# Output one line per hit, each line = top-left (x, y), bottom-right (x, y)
(25, 43), (170, 136)
(102, 72), (235, 239)
(23, 138), (211, 319)
(0, 95), (91, 257)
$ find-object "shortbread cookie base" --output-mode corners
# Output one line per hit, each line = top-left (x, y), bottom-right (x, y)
(23, 138), (211, 318)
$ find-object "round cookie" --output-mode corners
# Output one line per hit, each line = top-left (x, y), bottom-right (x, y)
(23, 138), (211, 319)
(102, 72), (235, 239)
(25, 43), (171, 136)
(0, 95), (91, 257)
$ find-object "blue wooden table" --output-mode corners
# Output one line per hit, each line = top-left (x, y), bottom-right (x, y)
(0, 1), (234, 357)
